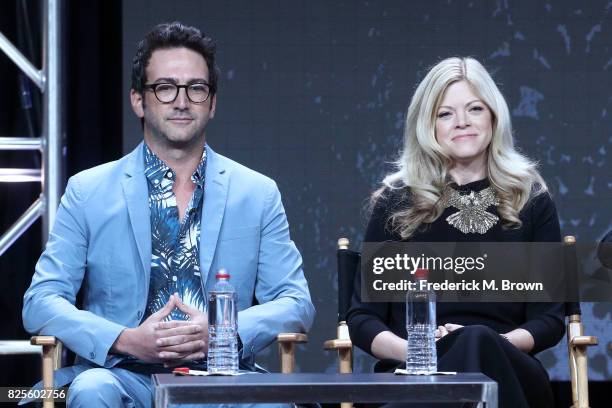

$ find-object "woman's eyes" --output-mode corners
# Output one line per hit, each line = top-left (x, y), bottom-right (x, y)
(437, 106), (485, 119)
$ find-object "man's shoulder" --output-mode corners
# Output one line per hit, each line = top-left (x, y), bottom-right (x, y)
(72, 158), (123, 180)
(212, 149), (276, 190)
(66, 151), (137, 200)
(73, 152), (131, 178)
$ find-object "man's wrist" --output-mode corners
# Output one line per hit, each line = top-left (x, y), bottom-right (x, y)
(112, 327), (134, 355)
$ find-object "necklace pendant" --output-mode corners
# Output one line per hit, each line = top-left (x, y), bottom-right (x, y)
(444, 186), (499, 234)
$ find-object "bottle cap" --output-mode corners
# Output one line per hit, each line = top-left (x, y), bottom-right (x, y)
(414, 268), (429, 280)
(216, 268), (230, 279)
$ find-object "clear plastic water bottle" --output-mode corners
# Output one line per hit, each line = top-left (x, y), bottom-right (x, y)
(405, 268), (437, 374)
(207, 269), (239, 374)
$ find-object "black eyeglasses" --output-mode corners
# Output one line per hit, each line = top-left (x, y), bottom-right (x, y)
(143, 82), (214, 104)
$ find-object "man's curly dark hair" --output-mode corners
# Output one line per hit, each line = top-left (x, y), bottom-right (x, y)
(131, 22), (219, 99)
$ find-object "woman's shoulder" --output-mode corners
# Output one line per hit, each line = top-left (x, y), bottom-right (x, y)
(519, 182), (561, 242)
(522, 183), (556, 216)
(365, 186), (412, 242)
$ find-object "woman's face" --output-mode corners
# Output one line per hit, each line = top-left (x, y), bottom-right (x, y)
(434, 80), (493, 166)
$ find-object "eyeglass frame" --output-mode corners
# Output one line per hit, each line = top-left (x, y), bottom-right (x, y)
(143, 81), (216, 104)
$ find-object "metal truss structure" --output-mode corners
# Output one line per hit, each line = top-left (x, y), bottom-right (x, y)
(0, 0), (63, 256)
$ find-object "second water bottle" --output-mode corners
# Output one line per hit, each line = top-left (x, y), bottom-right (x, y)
(405, 268), (437, 374)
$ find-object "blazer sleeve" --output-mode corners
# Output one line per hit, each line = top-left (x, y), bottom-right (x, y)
(236, 180), (315, 363)
(22, 176), (126, 367)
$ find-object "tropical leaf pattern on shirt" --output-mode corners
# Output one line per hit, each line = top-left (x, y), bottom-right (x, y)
(142, 144), (207, 322)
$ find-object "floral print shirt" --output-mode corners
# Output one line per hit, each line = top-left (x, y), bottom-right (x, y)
(142, 143), (207, 321)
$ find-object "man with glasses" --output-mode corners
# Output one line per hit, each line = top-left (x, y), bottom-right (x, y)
(23, 22), (314, 407)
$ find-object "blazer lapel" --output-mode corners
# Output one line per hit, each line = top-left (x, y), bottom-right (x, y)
(121, 143), (151, 282)
(200, 145), (229, 288)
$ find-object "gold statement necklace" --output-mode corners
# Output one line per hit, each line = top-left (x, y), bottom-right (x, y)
(444, 186), (500, 234)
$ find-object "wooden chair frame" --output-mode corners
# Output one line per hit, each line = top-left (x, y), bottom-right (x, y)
(30, 336), (62, 408)
(564, 236), (598, 408)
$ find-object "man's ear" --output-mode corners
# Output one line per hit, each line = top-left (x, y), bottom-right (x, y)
(130, 89), (144, 118)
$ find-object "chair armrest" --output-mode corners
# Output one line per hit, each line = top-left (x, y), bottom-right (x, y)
(324, 321), (353, 375)
(323, 339), (352, 350)
(566, 312), (598, 408)
(277, 333), (307, 374)
(277, 333), (307, 344)
(570, 335), (598, 347)
(324, 338), (353, 375)
(31, 336), (58, 346)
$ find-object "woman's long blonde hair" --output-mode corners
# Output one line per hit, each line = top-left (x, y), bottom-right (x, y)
(376, 56), (546, 239)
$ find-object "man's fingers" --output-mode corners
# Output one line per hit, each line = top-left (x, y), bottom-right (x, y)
(169, 294), (207, 325)
(163, 351), (206, 368)
(150, 295), (178, 321)
(158, 350), (189, 361)
(156, 333), (202, 348)
(158, 340), (206, 359)
(174, 295), (201, 316)
(159, 340), (206, 354)
(155, 320), (191, 330)
(156, 323), (202, 339)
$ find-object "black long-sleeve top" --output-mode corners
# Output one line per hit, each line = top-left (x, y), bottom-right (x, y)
(347, 179), (566, 356)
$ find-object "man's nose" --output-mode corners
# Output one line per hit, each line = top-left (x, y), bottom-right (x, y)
(174, 87), (190, 108)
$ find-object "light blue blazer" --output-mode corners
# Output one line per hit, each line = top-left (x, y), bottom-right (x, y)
(22, 143), (315, 387)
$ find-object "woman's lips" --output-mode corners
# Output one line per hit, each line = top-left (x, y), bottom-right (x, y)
(452, 133), (477, 142)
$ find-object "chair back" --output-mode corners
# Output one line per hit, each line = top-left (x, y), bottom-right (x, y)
(563, 235), (582, 317)
(337, 238), (361, 323)
(565, 301), (581, 317)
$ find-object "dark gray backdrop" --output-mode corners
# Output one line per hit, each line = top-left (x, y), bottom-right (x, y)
(122, 0), (611, 380)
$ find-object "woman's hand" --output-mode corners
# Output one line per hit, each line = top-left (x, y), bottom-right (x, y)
(435, 323), (464, 341)
(502, 328), (534, 353)
(434, 323), (535, 352)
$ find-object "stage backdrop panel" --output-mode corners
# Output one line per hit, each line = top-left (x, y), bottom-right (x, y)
(122, 0), (611, 380)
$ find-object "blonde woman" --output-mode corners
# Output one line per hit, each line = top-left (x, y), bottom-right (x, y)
(347, 57), (564, 408)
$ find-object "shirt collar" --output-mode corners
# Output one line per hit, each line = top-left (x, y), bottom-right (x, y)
(143, 143), (207, 189)
(143, 144), (169, 188)
(191, 147), (207, 187)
